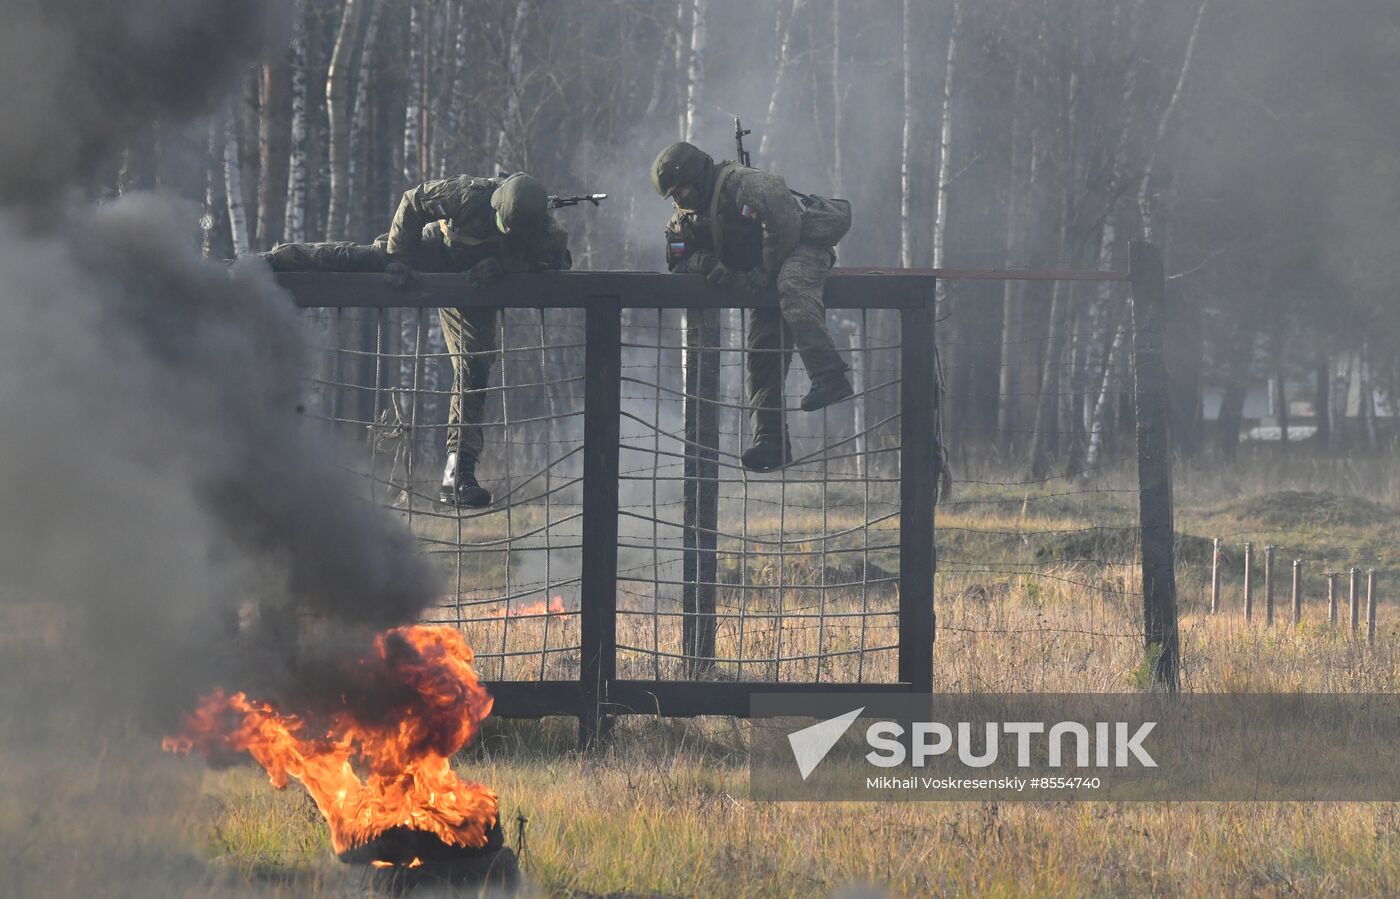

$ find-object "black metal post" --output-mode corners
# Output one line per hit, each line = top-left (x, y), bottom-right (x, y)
(898, 292), (937, 691)
(580, 297), (621, 748)
(682, 308), (720, 674)
(1129, 240), (1180, 691)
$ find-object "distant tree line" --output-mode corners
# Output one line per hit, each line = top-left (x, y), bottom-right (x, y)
(99, 0), (1400, 470)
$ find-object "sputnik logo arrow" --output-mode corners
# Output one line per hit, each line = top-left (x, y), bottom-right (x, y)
(788, 707), (865, 780)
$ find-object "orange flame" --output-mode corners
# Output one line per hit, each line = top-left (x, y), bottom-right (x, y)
(487, 595), (567, 619)
(163, 625), (496, 856)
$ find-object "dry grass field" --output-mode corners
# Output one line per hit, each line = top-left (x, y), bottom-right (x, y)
(4, 455), (1400, 897)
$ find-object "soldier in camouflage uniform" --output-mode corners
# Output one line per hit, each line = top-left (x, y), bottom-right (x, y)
(650, 142), (853, 473)
(266, 172), (571, 507)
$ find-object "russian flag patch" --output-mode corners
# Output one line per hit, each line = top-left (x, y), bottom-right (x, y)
(739, 204), (758, 220)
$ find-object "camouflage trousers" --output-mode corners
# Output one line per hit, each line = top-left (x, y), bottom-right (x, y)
(263, 240), (388, 272)
(746, 244), (848, 441)
(438, 306), (500, 462)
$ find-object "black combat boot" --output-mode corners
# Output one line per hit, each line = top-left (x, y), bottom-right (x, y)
(741, 434), (793, 473)
(440, 452), (492, 507)
(800, 372), (854, 412)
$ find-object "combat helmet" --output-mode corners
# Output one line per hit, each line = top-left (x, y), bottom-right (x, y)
(491, 172), (550, 235)
(650, 142), (715, 208)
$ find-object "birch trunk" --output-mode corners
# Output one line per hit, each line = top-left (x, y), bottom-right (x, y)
(1080, 318), (1125, 481)
(1273, 328), (1290, 451)
(843, 317), (867, 476)
(348, 0), (383, 238)
(1077, 5), (1141, 473)
(1314, 351), (1332, 452)
(202, 120), (226, 258)
(283, 6), (308, 244)
(931, 0), (962, 311)
(239, 72), (261, 247)
(759, 0), (805, 162)
(256, 49), (291, 249)
(898, 0), (914, 267)
(684, 0), (707, 142)
(496, 0), (531, 169)
(1137, 0), (1209, 242)
(996, 56), (1030, 455)
(223, 99), (250, 256)
(830, 0), (843, 194)
(402, 1), (423, 186)
(439, 5), (469, 176)
(324, 0), (363, 240)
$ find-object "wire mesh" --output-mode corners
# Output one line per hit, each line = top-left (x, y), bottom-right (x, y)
(298, 273), (1152, 694)
(934, 279), (1148, 691)
(303, 305), (584, 682)
(301, 301), (904, 685)
(615, 306), (902, 683)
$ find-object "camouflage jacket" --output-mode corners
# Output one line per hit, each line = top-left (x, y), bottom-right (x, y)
(388, 175), (572, 274)
(663, 164), (802, 284)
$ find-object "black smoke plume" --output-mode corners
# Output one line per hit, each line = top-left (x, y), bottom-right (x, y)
(0, 0), (442, 728)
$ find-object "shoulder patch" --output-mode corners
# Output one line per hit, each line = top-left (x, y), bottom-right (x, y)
(739, 204), (759, 221)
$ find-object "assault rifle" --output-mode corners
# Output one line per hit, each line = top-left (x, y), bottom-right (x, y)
(548, 193), (607, 209)
(734, 116), (752, 167)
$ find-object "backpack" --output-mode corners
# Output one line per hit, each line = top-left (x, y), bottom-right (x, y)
(709, 164), (852, 251)
(792, 191), (852, 248)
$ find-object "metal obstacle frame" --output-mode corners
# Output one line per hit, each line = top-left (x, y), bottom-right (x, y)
(283, 270), (935, 742)
(281, 244), (1176, 745)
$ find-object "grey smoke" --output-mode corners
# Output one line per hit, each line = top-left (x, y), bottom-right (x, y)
(0, 1), (441, 727)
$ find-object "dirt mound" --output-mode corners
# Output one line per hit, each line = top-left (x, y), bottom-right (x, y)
(1034, 528), (1220, 569)
(1226, 491), (1392, 528)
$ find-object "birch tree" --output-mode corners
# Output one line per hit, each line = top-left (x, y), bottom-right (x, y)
(931, 0), (962, 307)
(1081, 0), (1207, 478)
(223, 98), (250, 256)
(282, 4), (308, 244)
(898, 0), (914, 268)
(402, 1), (423, 188)
(348, 0), (384, 238)
(684, 0), (707, 142)
(758, 0), (805, 162)
(496, 0), (532, 169)
(256, 49), (291, 250)
(324, 0), (364, 240)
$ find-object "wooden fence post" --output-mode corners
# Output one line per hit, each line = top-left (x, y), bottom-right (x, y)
(1210, 537), (1221, 615)
(1243, 543), (1254, 622)
(1349, 567), (1361, 636)
(1291, 559), (1302, 625)
(579, 296), (621, 749)
(682, 308), (720, 674)
(1129, 240), (1179, 690)
(1328, 572), (1338, 625)
(1367, 569), (1377, 645)
(1264, 545), (1275, 627)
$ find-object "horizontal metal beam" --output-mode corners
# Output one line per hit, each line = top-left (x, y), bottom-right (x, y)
(605, 679), (916, 718)
(277, 270), (933, 310)
(483, 678), (916, 719)
(834, 266), (1129, 282)
(483, 680), (582, 718)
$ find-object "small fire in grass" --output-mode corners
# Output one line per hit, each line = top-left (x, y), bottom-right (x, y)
(163, 625), (497, 866)
(487, 595), (568, 619)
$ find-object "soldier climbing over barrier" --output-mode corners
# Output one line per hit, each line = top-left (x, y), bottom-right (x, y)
(266, 172), (573, 508)
(650, 140), (854, 473)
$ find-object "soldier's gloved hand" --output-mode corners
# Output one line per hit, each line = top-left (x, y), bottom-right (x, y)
(467, 258), (506, 288)
(688, 252), (720, 278)
(384, 261), (417, 289)
(706, 261), (741, 288)
(740, 268), (772, 294)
